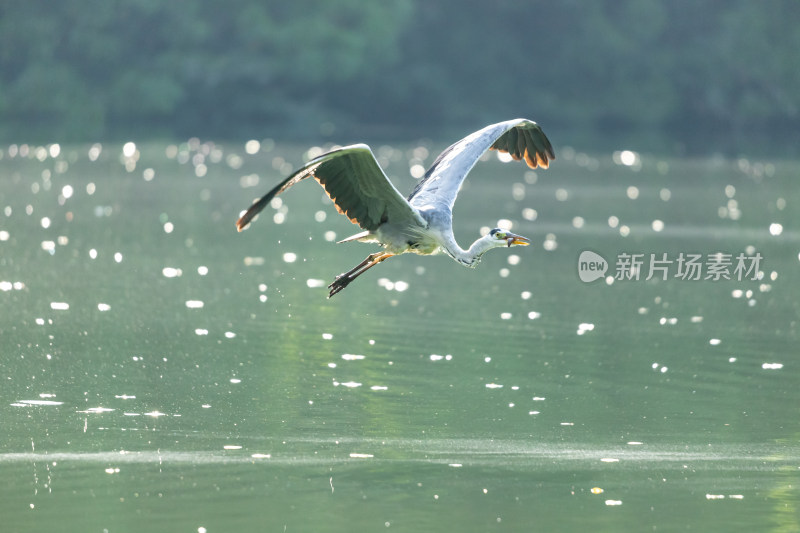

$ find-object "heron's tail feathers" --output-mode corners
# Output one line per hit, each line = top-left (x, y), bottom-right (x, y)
(337, 230), (374, 244)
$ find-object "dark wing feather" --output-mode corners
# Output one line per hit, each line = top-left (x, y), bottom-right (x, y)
(236, 144), (421, 232)
(489, 120), (554, 169)
(408, 119), (554, 211)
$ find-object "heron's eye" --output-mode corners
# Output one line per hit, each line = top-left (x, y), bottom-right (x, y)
(495, 232), (506, 239)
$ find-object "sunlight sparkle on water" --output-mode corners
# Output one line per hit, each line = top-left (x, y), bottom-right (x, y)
(244, 256), (265, 266)
(377, 278), (409, 292)
(496, 151), (514, 163)
(512, 182), (525, 201)
(81, 407), (115, 413)
(122, 142), (136, 158)
(240, 174), (259, 188)
(245, 140), (260, 154)
(614, 149), (640, 168)
(13, 400), (64, 406)
(88, 143), (102, 161)
(522, 208), (537, 221)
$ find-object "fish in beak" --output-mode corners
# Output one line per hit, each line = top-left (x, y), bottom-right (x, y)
(504, 232), (531, 247)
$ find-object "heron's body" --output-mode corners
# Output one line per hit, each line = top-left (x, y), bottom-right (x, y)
(237, 118), (555, 297)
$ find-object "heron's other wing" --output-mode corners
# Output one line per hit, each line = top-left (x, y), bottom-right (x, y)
(236, 154), (321, 231)
(488, 119), (555, 169)
(407, 119), (555, 211)
(237, 144), (423, 232)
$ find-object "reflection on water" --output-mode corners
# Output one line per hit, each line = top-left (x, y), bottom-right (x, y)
(0, 140), (798, 532)
(3, 440), (799, 467)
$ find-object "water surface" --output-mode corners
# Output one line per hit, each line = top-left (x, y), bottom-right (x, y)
(1, 141), (798, 532)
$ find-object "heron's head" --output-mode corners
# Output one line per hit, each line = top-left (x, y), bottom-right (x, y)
(461, 228), (532, 267)
(488, 228), (531, 248)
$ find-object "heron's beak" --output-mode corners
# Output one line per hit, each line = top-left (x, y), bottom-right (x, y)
(505, 232), (531, 247)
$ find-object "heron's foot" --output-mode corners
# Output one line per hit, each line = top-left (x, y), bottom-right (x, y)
(328, 273), (353, 298)
(326, 252), (394, 298)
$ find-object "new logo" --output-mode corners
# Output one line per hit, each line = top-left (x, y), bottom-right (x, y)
(578, 250), (608, 283)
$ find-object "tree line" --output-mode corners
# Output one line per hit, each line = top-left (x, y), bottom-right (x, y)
(1, 0), (797, 153)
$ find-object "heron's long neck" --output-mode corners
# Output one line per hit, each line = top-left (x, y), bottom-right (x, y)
(442, 234), (495, 267)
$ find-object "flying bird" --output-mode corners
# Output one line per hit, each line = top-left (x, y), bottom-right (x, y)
(236, 118), (554, 297)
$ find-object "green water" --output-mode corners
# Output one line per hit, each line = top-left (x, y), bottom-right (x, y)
(1, 141), (798, 532)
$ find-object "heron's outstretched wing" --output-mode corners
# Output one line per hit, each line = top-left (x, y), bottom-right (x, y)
(237, 144), (424, 232)
(408, 119), (554, 210)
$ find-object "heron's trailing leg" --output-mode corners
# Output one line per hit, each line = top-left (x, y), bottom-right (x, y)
(328, 252), (394, 298)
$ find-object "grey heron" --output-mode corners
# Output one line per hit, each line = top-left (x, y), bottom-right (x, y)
(237, 118), (555, 297)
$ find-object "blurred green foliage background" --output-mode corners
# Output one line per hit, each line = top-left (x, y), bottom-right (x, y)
(1, 0), (797, 152)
